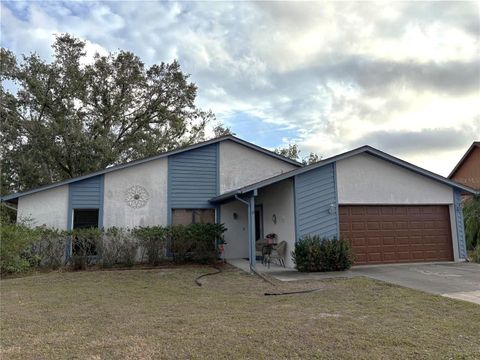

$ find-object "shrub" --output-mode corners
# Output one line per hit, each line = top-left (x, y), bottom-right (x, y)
(132, 226), (167, 266)
(292, 235), (354, 272)
(70, 228), (102, 270)
(169, 223), (226, 264)
(101, 227), (138, 267)
(0, 222), (40, 274)
(34, 227), (67, 269)
(463, 195), (480, 251)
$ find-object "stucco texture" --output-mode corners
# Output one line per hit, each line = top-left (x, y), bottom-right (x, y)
(256, 179), (296, 268)
(219, 140), (297, 194)
(336, 153), (454, 204)
(103, 158), (168, 228)
(17, 185), (69, 229)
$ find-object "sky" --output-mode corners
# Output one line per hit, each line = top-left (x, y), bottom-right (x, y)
(1, 1), (479, 176)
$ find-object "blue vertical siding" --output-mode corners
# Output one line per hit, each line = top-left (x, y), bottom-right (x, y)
(294, 163), (338, 240)
(454, 189), (467, 259)
(168, 144), (218, 222)
(67, 175), (104, 230)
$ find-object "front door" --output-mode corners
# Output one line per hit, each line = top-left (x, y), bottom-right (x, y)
(255, 205), (263, 241)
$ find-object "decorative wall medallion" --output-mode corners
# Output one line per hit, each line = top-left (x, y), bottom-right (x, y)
(125, 185), (150, 208)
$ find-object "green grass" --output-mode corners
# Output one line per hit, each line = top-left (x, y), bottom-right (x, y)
(1, 265), (479, 359)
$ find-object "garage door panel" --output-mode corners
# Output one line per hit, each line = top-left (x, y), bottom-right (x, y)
(340, 205), (453, 265)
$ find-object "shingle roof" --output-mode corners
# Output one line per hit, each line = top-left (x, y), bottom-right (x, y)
(210, 145), (477, 203)
(1, 135), (302, 202)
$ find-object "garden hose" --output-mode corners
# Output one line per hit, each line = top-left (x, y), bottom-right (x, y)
(194, 265), (222, 286)
(264, 288), (323, 296)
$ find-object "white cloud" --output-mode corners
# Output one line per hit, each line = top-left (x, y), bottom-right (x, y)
(1, 0), (479, 175)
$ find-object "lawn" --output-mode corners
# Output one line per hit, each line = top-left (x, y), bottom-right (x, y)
(1, 265), (479, 359)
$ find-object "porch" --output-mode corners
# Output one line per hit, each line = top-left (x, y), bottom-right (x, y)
(212, 178), (297, 272)
(227, 258), (297, 274)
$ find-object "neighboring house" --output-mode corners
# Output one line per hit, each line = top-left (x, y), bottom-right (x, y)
(448, 141), (480, 195)
(2, 136), (476, 269)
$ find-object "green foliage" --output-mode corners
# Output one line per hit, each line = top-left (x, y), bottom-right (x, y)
(100, 227), (138, 268)
(133, 226), (167, 266)
(0, 222), (227, 274)
(35, 227), (67, 269)
(1, 34), (217, 195)
(0, 222), (40, 274)
(170, 223), (226, 264)
(273, 143), (320, 165)
(463, 195), (480, 250)
(70, 227), (102, 270)
(212, 123), (235, 137)
(292, 235), (354, 272)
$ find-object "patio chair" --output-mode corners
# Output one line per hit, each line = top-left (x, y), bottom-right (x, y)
(255, 239), (268, 264)
(266, 241), (287, 268)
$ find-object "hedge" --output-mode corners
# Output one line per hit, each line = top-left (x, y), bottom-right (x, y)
(0, 223), (226, 275)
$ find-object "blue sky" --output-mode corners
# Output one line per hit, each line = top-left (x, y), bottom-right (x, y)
(1, 1), (479, 175)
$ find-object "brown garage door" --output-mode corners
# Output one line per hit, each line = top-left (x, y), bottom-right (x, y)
(339, 205), (453, 265)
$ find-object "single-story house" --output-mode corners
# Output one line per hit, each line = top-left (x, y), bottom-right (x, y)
(2, 135), (476, 270)
(448, 141), (480, 196)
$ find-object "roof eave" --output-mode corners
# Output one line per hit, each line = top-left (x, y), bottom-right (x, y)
(1, 135), (302, 201)
(448, 142), (480, 179)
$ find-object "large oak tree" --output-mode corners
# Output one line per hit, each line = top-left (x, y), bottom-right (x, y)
(1, 34), (216, 194)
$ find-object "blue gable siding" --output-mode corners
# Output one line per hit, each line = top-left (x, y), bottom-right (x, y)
(67, 175), (104, 230)
(294, 163), (338, 240)
(168, 144), (218, 222)
(454, 189), (467, 259)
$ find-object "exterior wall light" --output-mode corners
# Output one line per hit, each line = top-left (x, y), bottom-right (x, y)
(329, 204), (336, 215)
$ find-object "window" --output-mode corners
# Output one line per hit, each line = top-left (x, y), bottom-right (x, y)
(172, 209), (215, 225)
(72, 209), (99, 256)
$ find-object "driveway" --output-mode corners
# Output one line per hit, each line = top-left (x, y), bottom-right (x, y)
(270, 262), (480, 305)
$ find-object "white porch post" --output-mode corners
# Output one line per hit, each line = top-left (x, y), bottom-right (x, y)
(248, 194), (256, 272)
(235, 192), (257, 273)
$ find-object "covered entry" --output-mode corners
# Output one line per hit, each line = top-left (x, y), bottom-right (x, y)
(339, 205), (454, 265)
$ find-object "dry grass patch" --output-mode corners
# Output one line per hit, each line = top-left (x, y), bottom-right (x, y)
(1, 265), (479, 359)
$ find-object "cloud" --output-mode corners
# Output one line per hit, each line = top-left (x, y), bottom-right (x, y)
(350, 126), (478, 154)
(1, 0), (479, 176)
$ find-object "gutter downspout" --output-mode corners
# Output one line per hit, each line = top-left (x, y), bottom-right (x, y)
(235, 194), (256, 272)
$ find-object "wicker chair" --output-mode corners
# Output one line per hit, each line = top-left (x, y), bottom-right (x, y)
(266, 241), (287, 268)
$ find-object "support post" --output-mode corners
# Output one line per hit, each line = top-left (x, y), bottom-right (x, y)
(235, 193), (257, 272)
(248, 195), (256, 272)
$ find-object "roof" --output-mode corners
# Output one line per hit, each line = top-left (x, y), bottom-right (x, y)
(1, 135), (302, 202)
(210, 145), (478, 203)
(448, 141), (480, 178)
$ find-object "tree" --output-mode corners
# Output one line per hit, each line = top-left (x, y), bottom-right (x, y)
(212, 123), (235, 137)
(1, 34), (216, 194)
(463, 195), (480, 252)
(274, 143), (321, 165)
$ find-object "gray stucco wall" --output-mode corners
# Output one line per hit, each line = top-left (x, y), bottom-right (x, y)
(219, 140), (298, 194)
(294, 163), (338, 240)
(336, 153), (454, 204)
(17, 185), (69, 229)
(256, 179), (296, 267)
(103, 158), (168, 228)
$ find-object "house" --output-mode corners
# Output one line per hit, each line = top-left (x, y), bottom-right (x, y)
(2, 135), (475, 269)
(448, 141), (480, 195)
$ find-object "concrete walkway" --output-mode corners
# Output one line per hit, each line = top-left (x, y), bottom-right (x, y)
(267, 262), (480, 305)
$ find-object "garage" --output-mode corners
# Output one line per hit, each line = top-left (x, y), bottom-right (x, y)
(339, 205), (453, 265)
